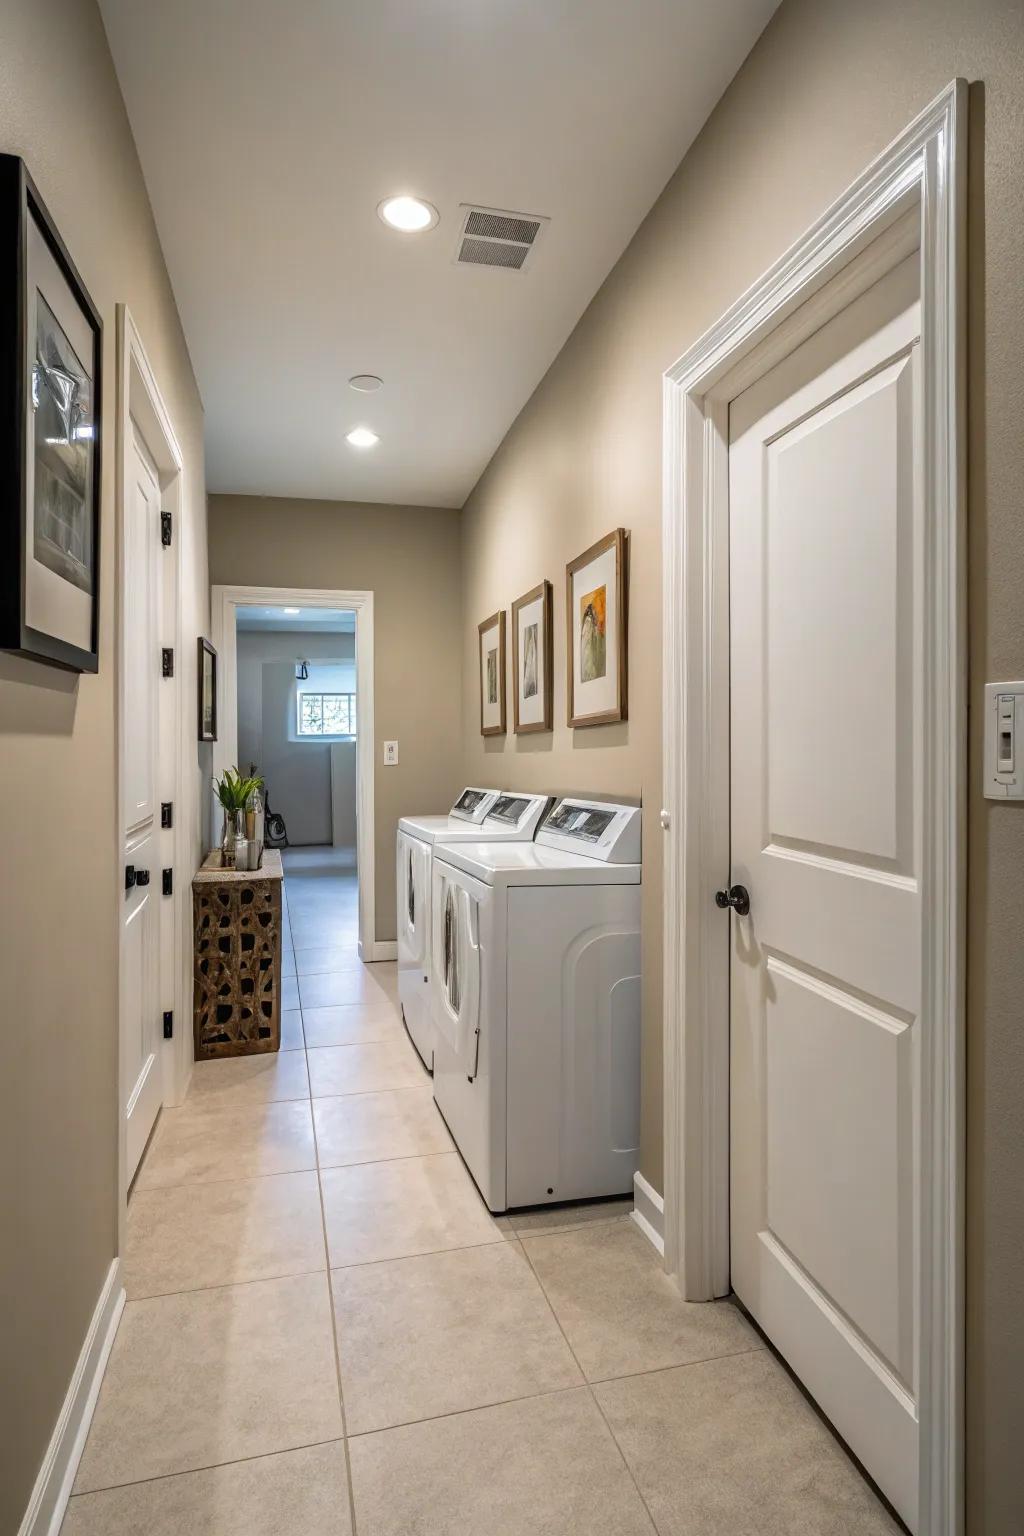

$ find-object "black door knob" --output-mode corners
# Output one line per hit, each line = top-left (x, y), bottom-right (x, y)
(125, 864), (136, 893)
(715, 884), (750, 917)
(135, 868), (151, 887)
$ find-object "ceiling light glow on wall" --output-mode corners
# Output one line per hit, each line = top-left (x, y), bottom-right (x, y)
(346, 426), (380, 449)
(377, 195), (438, 233)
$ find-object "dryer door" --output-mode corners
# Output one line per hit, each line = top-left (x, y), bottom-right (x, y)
(397, 830), (430, 972)
(430, 859), (483, 1072)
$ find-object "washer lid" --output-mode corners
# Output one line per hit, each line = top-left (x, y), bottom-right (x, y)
(432, 840), (640, 888)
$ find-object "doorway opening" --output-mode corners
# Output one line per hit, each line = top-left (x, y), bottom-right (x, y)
(211, 585), (382, 964)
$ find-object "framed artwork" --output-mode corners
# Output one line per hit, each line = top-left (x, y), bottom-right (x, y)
(511, 580), (553, 733)
(0, 155), (103, 672)
(477, 610), (506, 736)
(198, 637), (218, 742)
(565, 528), (628, 727)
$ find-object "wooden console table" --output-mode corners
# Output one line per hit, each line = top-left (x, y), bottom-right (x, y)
(192, 849), (284, 1059)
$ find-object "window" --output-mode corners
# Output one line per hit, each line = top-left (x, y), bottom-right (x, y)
(297, 691), (356, 737)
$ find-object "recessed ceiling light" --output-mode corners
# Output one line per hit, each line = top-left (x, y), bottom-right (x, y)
(346, 426), (380, 449)
(349, 374), (384, 393)
(378, 195), (438, 233)
(283, 607), (300, 614)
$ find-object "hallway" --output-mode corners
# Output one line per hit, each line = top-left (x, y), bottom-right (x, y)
(59, 850), (900, 1534)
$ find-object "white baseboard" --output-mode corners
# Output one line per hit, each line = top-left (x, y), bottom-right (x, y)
(360, 939), (397, 962)
(18, 1259), (124, 1536)
(631, 1171), (665, 1257)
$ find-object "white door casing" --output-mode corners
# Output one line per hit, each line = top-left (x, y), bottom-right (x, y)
(728, 255), (922, 1524)
(211, 586), (383, 961)
(116, 306), (188, 1245)
(661, 82), (966, 1536)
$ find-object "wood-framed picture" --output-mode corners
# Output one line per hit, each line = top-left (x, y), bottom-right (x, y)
(511, 580), (553, 734)
(198, 637), (218, 742)
(477, 609), (506, 736)
(566, 528), (628, 728)
(0, 154), (103, 672)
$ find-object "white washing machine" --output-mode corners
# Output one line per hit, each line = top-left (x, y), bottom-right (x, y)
(430, 798), (642, 1212)
(396, 790), (553, 1070)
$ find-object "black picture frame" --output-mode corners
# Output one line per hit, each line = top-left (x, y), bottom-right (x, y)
(0, 154), (103, 672)
(198, 637), (218, 742)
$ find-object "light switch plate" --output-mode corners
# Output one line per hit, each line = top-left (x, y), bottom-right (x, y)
(383, 740), (399, 766)
(983, 683), (1024, 799)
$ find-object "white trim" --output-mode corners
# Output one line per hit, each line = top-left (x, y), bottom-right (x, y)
(17, 1261), (124, 1536)
(211, 585), (378, 961)
(661, 81), (966, 1536)
(364, 939), (397, 963)
(115, 308), (188, 1261)
(631, 1171), (664, 1257)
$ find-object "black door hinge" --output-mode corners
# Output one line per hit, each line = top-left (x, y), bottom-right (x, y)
(125, 864), (136, 893)
(161, 801), (173, 828)
(163, 1011), (174, 1039)
(162, 868), (173, 896)
(161, 647), (174, 678)
(160, 510), (173, 547)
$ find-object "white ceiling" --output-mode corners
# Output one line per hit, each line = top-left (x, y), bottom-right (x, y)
(100, 0), (777, 508)
(235, 606), (356, 633)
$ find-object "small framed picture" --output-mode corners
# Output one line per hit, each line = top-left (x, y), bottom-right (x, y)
(198, 637), (218, 742)
(0, 155), (102, 672)
(478, 610), (506, 736)
(511, 580), (553, 734)
(566, 528), (628, 728)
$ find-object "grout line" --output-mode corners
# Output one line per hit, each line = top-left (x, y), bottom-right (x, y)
(294, 864), (363, 1536)
(344, 1379), (594, 1442)
(326, 1232), (511, 1274)
(69, 1436), (347, 1501)
(123, 1261), (329, 1306)
(516, 1235), (662, 1534)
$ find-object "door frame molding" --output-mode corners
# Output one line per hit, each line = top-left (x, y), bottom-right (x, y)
(115, 307), (187, 1248)
(661, 80), (966, 1535)
(211, 584), (387, 959)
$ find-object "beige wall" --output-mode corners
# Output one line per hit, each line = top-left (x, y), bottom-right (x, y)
(0, 0), (208, 1527)
(208, 497), (464, 940)
(459, 1), (1024, 1529)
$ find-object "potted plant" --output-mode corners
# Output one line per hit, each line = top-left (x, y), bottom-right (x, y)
(214, 767), (264, 867)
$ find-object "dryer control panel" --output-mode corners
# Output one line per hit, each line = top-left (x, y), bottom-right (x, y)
(537, 799), (641, 863)
(479, 792), (553, 837)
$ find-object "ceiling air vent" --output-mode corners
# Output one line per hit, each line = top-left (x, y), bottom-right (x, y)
(455, 205), (549, 272)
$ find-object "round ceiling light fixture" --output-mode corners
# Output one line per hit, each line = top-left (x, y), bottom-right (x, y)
(348, 374), (384, 393)
(377, 195), (439, 233)
(346, 426), (380, 449)
(283, 607), (300, 615)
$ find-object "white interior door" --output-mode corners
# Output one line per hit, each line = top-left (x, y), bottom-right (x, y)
(121, 425), (164, 1181)
(728, 254), (922, 1528)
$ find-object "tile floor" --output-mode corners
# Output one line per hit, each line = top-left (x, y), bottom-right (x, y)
(62, 846), (901, 1534)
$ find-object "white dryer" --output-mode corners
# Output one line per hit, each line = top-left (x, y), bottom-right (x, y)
(430, 799), (642, 1212)
(396, 790), (552, 1071)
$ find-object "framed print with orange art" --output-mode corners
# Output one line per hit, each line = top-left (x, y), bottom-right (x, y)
(565, 529), (628, 727)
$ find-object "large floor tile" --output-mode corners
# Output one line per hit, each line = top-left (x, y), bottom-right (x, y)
(594, 1351), (900, 1535)
(281, 947), (296, 978)
(281, 975), (300, 1011)
(62, 1441), (351, 1535)
(300, 969), (395, 1010)
(348, 1388), (655, 1535)
(135, 1100), (316, 1190)
(523, 1220), (758, 1380)
(333, 1241), (581, 1433)
(308, 1040), (424, 1096)
(320, 1152), (505, 1266)
(187, 1050), (310, 1108)
(509, 1196), (634, 1237)
(303, 1003), (403, 1048)
(314, 1086), (451, 1167)
(296, 945), (364, 975)
(74, 1272), (343, 1492)
(124, 1171), (326, 1298)
(279, 1009), (305, 1050)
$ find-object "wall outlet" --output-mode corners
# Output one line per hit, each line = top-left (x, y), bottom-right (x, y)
(383, 740), (399, 766)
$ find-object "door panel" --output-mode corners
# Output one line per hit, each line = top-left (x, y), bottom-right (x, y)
(729, 255), (922, 1528)
(121, 428), (163, 1181)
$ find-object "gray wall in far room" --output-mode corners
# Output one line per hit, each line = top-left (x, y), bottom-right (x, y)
(236, 628), (355, 847)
